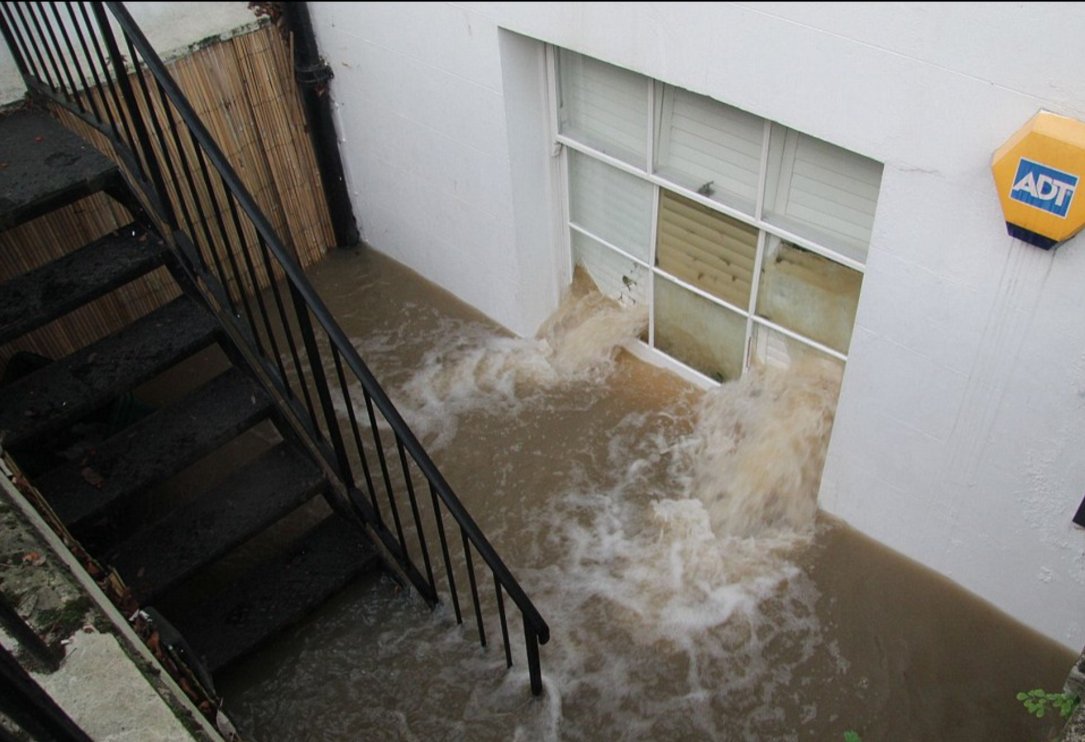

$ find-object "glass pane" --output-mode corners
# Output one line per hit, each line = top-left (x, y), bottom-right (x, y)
(656, 190), (758, 309)
(764, 127), (882, 262)
(655, 85), (763, 214)
(755, 237), (862, 354)
(568, 151), (653, 262)
(572, 230), (649, 307)
(654, 275), (746, 383)
(750, 323), (841, 390)
(557, 49), (649, 168)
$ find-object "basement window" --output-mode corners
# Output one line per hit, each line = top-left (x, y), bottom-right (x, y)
(552, 48), (882, 383)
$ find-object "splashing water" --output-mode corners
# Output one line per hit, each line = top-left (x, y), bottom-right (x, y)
(396, 269), (648, 449)
(382, 271), (845, 737)
(220, 250), (1072, 742)
(678, 359), (842, 538)
(394, 265), (842, 539)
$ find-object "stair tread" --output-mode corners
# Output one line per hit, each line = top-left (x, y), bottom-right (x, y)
(36, 366), (273, 529)
(0, 296), (219, 449)
(0, 222), (169, 345)
(0, 107), (122, 230)
(173, 514), (379, 673)
(108, 441), (327, 604)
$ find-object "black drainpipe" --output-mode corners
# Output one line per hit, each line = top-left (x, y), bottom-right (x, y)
(281, 2), (360, 248)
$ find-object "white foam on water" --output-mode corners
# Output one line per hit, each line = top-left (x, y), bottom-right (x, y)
(390, 278), (844, 738)
(232, 274), (845, 740)
(677, 358), (842, 538)
(393, 273), (648, 450)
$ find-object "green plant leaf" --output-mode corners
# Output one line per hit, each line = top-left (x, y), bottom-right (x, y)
(1017, 689), (1081, 721)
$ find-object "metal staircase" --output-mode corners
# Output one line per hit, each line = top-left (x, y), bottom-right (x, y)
(0, 104), (381, 680)
(0, 1), (549, 731)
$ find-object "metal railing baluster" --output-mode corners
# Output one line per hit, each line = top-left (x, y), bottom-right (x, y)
(27, 3), (68, 100)
(365, 390), (405, 546)
(12, 3), (54, 90)
(48, 3), (93, 118)
(334, 347), (382, 520)
(253, 232), (309, 407)
(93, 8), (172, 224)
(0, 4), (36, 81)
(62, 3), (102, 122)
(495, 577), (512, 668)
(396, 440), (435, 592)
(81, 5), (139, 159)
(462, 529), (487, 648)
(430, 484), (462, 624)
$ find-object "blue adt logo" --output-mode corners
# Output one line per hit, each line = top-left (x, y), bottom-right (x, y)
(1011, 158), (1078, 218)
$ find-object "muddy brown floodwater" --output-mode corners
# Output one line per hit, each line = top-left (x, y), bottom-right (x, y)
(214, 247), (1076, 742)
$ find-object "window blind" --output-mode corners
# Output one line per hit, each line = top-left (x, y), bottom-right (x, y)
(766, 130), (882, 261)
(655, 86), (764, 212)
(656, 190), (758, 309)
(569, 150), (653, 263)
(572, 230), (648, 306)
(558, 50), (649, 167)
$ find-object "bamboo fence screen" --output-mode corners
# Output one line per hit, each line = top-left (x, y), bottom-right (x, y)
(0, 22), (336, 368)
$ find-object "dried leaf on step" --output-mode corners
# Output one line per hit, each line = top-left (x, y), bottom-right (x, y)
(81, 467), (105, 488)
(21, 551), (45, 566)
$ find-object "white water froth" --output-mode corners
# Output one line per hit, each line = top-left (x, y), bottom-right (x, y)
(676, 358), (842, 538)
(391, 280), (844, 737)
(396, 276), (648, 449)
(322, 277), (846, 738)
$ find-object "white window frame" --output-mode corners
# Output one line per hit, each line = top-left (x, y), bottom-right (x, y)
(548, 47), (879, 387)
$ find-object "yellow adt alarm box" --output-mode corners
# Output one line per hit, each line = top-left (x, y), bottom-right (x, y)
(992, 111), (1085, 249)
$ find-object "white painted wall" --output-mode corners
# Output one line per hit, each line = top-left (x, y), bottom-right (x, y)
(0, 29), (23, 106)
(307, 1), (1085, 649)
(0, 2), (258, 107)
(308, 2), (562, 337)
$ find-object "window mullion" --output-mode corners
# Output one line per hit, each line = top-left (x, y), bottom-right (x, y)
(755, 119), (772, 221)
(750, 315), (849, 363)
(646, 79), (656, 175)
(547, 45), (574, 287)
(647, 78), (660, 348)
(744, 229), (767, 371)
(569, 222), (652, 271)
(648, 184), (660, 347)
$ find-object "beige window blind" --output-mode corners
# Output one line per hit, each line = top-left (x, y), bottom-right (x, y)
(656, 190), (758, 309)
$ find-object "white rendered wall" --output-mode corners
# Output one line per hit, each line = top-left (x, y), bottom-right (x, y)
(308, 2), (1085, 650)
(307, 2), (562, 338)
(0, 2), (259, 107)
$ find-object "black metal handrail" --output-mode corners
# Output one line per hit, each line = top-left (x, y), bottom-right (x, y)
(0, 1), (548, 695)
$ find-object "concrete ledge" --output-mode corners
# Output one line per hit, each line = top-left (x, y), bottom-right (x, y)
(0, 452), (226, 741)
(32, 627), (198, 741)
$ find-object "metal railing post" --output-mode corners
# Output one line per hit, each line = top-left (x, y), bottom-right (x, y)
(90, 2), (176, 230)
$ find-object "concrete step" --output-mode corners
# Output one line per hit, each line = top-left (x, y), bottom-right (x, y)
(36, 367), (272, 531)
(0, 221), (169, 346)
(0, 107), (124, 230)
(172, 514), (379, 674)
(0, 296), (219, 449)
(106, 441), (327, 604)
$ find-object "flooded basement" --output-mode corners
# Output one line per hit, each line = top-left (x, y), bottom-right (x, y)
(214, 247), (1075, 741)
